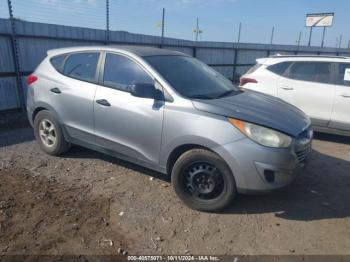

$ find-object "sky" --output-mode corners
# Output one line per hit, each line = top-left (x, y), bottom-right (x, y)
(0, 0), (349, 48)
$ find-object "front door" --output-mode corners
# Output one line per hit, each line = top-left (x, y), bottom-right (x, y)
(329, 63), (350, 131)
(94, 52), (164, 165)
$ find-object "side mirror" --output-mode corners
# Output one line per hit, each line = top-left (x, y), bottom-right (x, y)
(130, 83), (160, 99)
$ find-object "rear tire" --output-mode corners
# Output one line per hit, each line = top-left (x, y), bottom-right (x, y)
(33, 110), (70, 156)
(171, 149), (236, 212)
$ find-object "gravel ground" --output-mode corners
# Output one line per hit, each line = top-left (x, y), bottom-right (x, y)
(0, 127), (350, 255)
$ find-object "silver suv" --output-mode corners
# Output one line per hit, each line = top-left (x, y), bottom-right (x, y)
(27, 46), (312, 211)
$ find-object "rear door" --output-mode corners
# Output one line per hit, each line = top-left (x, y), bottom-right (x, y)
(277, 61), (335, 127)
(49, 52), (100, 142)
(329, 63), (350, 131)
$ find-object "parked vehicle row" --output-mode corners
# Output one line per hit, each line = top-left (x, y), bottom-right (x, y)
(27, 46), (312, 211)
(240, 55), (350, 136)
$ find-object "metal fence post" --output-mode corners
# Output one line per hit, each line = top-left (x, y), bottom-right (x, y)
(105, 0), (110, 45)
(161, 8), (165, 48)
(339, 34), (343, 49)
(270, 26), (275, 45)
(232, 48), (238, 82)
(232, 22), (241, 82)
(7, 0), (25, 111)
(308, 26), (313, 46)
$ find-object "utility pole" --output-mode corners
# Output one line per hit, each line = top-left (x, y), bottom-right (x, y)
(106, 0), (110, 44)
(7, 0), (24, 111)
(161, 8), (165, 47)
(193, 17), (203, 42)
(195, 17), (199, 42)
(348, 40), (350, 49)
(321, 27), (326, 48)
(270, 26), (275, 45)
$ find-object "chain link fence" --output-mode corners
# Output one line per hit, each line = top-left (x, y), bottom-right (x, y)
(1, 0), (348, 47)
(1, 0), (350, 112)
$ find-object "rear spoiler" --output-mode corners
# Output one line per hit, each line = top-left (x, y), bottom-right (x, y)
(47, 47), (81, 56)
(47, 48), (68, 57)
(256, 58), (269, 65)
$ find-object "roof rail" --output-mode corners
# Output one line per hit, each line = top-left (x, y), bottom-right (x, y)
(270, 54), (349, 59)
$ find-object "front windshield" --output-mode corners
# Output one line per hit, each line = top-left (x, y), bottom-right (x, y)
(145, 55), (239, 99)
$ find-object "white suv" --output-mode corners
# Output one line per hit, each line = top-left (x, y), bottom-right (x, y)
(240, 55), (350, 135)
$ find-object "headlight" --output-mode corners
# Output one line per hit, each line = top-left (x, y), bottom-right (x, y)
(229, 118), (292, 148)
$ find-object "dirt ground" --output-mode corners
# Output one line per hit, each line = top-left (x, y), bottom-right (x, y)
(0, 126), (350, 255)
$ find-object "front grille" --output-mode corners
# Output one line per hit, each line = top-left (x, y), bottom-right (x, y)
(296, 146), (311, 163)
(294, 127), (313, 164)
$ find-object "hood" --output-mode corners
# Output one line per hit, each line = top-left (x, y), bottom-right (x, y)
(192, 90), (311, 137)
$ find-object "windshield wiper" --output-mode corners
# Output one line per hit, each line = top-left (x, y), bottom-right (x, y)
(189, 94), (215, 100)
(215, 90), (236, 99)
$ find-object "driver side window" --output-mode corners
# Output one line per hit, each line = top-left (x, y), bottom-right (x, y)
(103, 53), (153, 92)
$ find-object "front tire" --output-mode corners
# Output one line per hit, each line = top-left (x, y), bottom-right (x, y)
(33, 110), (70, 156)
(171, 149), (236, 212)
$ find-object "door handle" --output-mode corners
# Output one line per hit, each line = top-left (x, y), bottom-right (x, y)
(50, 87), (61, 94)
(341, 94), (350, 98)
(280, 86), (294, 90)
(96, 99), (111, 106)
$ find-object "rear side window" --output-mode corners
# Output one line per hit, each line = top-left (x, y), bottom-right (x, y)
(50, 54), (67, 73)
(337, 63), (350, 86)
(288, 62), (331, 84)
(63, 52), (100, 82)
(103, 53), (153, 91)
(267, 62), (291, 76)
(246, 63), (262, 74)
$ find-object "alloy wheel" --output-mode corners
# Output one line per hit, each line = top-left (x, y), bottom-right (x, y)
(38, 119), (57, 148)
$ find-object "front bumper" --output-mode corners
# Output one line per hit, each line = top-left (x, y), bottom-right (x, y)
(214, 137), (311, 193)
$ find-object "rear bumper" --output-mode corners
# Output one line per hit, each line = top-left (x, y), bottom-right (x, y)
(26, 85), (35, 127)
(26, 106), (34, 127)
(214, 138), (310, 193)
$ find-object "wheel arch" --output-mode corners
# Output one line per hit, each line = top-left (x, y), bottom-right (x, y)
(32, 107), (47, 122)
(166, 144), (219, 175)
(31, 102), (69, 141)
(32, 102), (62, 124)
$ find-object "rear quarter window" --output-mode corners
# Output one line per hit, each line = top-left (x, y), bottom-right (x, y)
(267, 62), (291, 76)
(50, 54), (67, 73)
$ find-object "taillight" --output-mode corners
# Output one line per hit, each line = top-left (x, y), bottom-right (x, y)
(240, 77), (258, 86)
(27, 75), (38, 85)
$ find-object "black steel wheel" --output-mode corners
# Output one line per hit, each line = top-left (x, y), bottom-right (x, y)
(171, 149), (236, 211)
(184, 162), (225, 201)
